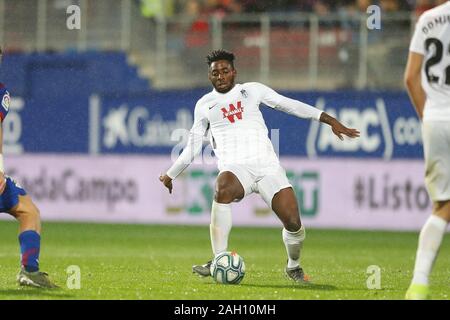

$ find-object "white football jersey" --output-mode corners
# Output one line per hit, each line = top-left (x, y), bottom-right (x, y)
(409, 1), (450, 121)
(167, 82), (322, 179)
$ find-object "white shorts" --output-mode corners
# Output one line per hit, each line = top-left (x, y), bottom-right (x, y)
(422, 121), (450, 202)
(219, 163), (292, 207)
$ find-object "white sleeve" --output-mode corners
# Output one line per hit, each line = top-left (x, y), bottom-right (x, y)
(166, 102), (209, 179)
(409, 15), (425, 55)
(257, 83), (322, 121)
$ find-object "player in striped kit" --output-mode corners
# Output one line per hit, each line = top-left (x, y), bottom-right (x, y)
(0, 48), (57, 288)
(160, 49), (360, 282)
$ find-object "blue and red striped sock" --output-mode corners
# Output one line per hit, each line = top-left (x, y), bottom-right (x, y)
(18, 230), (40, 272)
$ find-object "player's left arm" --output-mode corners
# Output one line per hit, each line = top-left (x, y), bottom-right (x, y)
(258, 83), (360, 140)
(318, 112), (360, 140)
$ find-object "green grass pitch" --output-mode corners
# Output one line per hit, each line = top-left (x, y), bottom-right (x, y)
(0, 220), (448, 300)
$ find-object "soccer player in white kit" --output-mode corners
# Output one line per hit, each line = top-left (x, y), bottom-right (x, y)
(404, 1), (450, 300)
(159, 50), (360, 282)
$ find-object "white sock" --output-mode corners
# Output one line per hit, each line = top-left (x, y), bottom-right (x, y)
(210, 201), (232, 256)
(411, 215), (448, 285)
(282, 225), (305, 269)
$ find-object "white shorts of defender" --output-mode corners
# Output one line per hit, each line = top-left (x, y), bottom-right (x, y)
(218, 163), (292, 207)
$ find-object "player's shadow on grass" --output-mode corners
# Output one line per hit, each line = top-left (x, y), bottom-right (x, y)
(0, 289), (75, 298)
(240, 283), (338, 291)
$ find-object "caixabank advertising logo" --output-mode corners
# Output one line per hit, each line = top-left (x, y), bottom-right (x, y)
(101, 105), (193, 152)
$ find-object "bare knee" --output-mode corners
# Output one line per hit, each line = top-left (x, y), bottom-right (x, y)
(279, 203), (301, 231)
(215, 174), (244, 203)
(434, 201), (450, 222)
(284, 219), (301, 232)
(16, 206), (40, 222)
(282, 209), (301, 232)
(214, 187), (236, 204)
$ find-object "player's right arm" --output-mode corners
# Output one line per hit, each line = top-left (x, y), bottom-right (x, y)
(159, 101), (209, 194)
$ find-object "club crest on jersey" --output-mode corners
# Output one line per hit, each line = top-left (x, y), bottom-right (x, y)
(221, 101), (244, 123)
(1, 91), (10, 112)
(240, 89), (248, 98)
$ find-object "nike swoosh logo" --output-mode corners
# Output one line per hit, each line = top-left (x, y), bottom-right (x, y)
(209, 103), (219, 110)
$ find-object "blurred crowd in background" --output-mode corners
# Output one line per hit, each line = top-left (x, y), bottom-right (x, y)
(139, 0), (449, 19)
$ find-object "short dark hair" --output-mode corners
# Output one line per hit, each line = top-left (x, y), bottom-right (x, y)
(206, 49), (235, 68)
